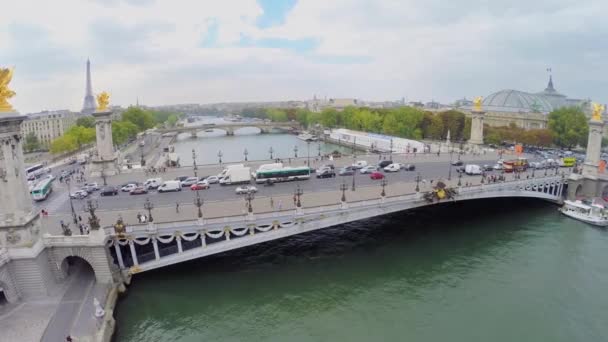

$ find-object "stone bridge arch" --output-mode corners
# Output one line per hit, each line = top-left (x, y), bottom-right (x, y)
(0, 267), (19, 304)
(48, 246), (115, 284)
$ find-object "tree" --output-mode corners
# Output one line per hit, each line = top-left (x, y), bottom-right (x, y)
(112, 121), (139, 146)
(64, 126), (96, 149)
(50, 135), (77, 154)
(421, 112), (444, 139)
(122, 107), (155, 131)
(24, 132), (41, 152)
(438, 110), (466, 141)
(548, 107), (588, 148)
(166, 114), (178, 127)
(75, 116), (95, 128)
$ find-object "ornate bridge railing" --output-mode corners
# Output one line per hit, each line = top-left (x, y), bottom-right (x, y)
(102, 175), (565, 274)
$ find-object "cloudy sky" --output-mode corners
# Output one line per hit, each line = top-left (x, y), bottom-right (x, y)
(1, 0), (606, 113)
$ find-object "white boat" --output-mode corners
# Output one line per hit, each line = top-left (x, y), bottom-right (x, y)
(559, 200), (608, 226)
(297, 132), (317, 141)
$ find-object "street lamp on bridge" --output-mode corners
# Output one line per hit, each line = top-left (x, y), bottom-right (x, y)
(317, 143), (321, 157)
(244, 148), (248, 162)
(140, 141), (146, 167)
(294, 145), (298, 158)
(269, 147), (274, 160)
(448, 150), (453, 181)
(294, 185), (303, 208)
(192, 149), (203, 219)
(351, 153), (356, 191)
(353, 137), (357, 159)
(144, 197), (154, 223)
(245, 192), (255, 213)
(217, 150), (223, 165)
(83, 199), (100, 230)
(458, 170), (462, 187)
(415, 172), (421, 192)
(340, 182), (348, 203)
(65, 176), (78, 225)
(380, 178), (387, 197)
(306, 141), (310, 167)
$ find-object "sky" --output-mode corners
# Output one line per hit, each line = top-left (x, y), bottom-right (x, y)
(1, 0), (607, 113)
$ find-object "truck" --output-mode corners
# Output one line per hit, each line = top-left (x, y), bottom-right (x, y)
(503, 158), (529, 173)
(218, 164), (245, 178)
(219, 166), (251, 185)
(465, 164), (482, 175)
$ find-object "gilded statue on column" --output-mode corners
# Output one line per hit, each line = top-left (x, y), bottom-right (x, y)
(473, 96), (483, 112)
(0, 67), (16, 113)
(96, 91), (110, 111)
(592, 102), (604, 121)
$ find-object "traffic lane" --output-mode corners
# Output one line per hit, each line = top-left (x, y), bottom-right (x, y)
(55, 158), (504, 212)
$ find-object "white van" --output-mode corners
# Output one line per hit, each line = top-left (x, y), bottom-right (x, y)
(144, 178), (162, 189)
(352, 160), (368, 169)
(158, 180), (182, 193)
(465, 164), (482, 175)
(384, 163), (401, 172)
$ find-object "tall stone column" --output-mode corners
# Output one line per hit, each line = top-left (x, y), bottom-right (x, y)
(89, 110), (119, 177)
(581, 116), (604, 178)
(468, 110), (485, 146)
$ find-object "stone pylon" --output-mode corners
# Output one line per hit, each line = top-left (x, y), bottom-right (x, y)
(89, 110), (120, 177)
(468, 110), (484, 146)
(581, 116), (604, 178)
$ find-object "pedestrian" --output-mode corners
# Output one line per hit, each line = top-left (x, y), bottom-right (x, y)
(66, 336), (73, 342)
(79, 224), (84, 235)
(85, 225), (90, 235)
(78, 215), (82, 223)
(270, 197), (274, 210)
(137, 212), (142, 223)
(293, 195), (297, 206)
(176, 202), (180, 213)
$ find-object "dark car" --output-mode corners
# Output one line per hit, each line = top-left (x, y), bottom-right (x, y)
(451, 160), (464, 166)
(402, 164), (415, 171)
(456, 166), (465, 173)
(100, 186), (119, 196)
(379, 160), (393, 168)
(317, 169), (336, 178)
(482, 164), (493, 171)
(175, 176), (189, 182)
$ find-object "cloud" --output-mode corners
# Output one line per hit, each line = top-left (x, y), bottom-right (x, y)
(1, 0), (607, 113)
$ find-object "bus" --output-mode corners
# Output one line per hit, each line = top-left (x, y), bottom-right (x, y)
(255, 166), (311, 184)
(560, 157), (576, 167)
(25, 164), (47, 180)
(503, 158), (529, 173)
(31, 178), (53, 201)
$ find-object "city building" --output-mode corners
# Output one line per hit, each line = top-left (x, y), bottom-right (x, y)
(458, 75), (592, 130)
(21, 110), (78, 148)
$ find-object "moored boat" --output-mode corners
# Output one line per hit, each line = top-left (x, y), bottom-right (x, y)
(297, 132), (317, 141)
(559, 199), (608, 226)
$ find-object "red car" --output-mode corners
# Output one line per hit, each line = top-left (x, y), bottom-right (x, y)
(190, 181), (209, 191)
(370, 171), (385, 180)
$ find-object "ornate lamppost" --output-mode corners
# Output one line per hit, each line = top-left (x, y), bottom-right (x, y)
(140, 141), (145, 167)
(269, 147), (274, 160)
(306, 141), (311, 166)
(448, 153), (453, 181)
(245, 192), (254, 213)
(317, 144), (321, 157)
(65, 176), (78, 225)
(353, 137), (357, 159)
(458, 170), (462, 186)
(390, 138), (393, 160)
(293, 145), (298, 158)
(192, 149), (203, 218)
(83, 199), (100, 230)
(294, 185), (303, 208)
(381, 178), (388, 197)
(340, 182), (348, 202)
(532, 166), (535, 178)
(144, 197), (154, 223)
(243, 148), (248, 161)
(217, 150), (223, 165)
(415, 172), (421, 192)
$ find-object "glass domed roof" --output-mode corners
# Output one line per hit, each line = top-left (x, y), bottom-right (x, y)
(482, 89), (554, 113)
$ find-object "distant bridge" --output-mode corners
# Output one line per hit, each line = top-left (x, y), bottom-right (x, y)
(76, 175), (565, 275)
(158, 122), (302, 136)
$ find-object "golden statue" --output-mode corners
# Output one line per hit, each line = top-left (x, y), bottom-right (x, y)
(473, 96), (483, 112)
(592, 102), (604, 121)
(96, 91), (110, 111)
(0, 67), (16, 113)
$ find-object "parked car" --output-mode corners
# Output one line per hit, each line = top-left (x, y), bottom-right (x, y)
(482, 164), (493, 171)
(205, 175), (220, 184)
(158, 180), (182, 193)
(175, 176), (189, 182)
(121, 183), (138, 192)
(320, 164), (335, 170)
(456, 166), (466, 173)
(352, 160), (368, 169)
(370, 171), (385, 180)
(316, 168), (336, 178)
(180, 177), (199, 187)
(100, 186), (119, 196)
(493, 163), (503, 170)
(402, 164), (415, 171)
(190, 181), (210, 191)
(82, 182), (99, 192)
(144, 178), (162, 189)
(130, 186), (148, 195)
(70, 190), (88, 199)
(235, 185), (258, 194)
(360, 165), (379, 174)
(383, 163), (401, 172)
(451, 160), (464, 166)
(379, 160), (393, 168)
(338, 167), (355, 176)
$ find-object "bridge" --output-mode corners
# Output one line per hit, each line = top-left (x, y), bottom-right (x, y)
(158, 121), (302, 137)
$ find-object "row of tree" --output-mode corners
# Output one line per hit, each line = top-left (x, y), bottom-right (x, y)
(49, 107), (180, 155)
(241, 105), (590, 149)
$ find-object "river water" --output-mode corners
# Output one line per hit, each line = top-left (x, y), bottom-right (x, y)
(113, 128), (608, 342)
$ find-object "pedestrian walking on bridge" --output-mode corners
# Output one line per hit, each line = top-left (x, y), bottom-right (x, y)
(176, 202), (180, 213)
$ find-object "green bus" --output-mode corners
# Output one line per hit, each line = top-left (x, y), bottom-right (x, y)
(31, 178), (53, 201)
(255, 166), (311, 183)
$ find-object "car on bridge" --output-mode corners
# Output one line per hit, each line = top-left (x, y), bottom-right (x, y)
(180, 177), (199, 187)
(190, 181), (210, 191)
(235, 185), (257, 194)
(402, 164), (415, 171)
(100, 186), (119, 196)
(383, 163), (401, 172)
(360, 165), (379, 174)
(338, 166), (355, 176)
(370, 171), (385, 180)
(451, 160), (464, 166)
(316, 168), (336, 178)
(121, 184), (138, 192)
(82, 182), (99, 193)
(70, 190), (88, 199)
(130, 186), (148, 195)
(205, 175), (220, 184)
(379, 160), (393, 168)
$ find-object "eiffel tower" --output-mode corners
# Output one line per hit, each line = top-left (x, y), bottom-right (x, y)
(81, 59), (96, 114)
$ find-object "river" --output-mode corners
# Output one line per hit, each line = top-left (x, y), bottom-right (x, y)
(113, 125), (608, 341)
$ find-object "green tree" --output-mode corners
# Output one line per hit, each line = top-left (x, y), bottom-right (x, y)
(438, 110), (466, 141)
(548, 107), (588, 148)
(75, 116), (95, 128)
(112, 121), (139, 146)
(166, 114), (178, 127)
(64, 125), (95, 149)
(122, 107), (155, 131)
(320, 108), (339, 128)
(50, 135), (77, 154)
(421, 112), (444, 139)
(266, 108), (288, 122)
(24, 132), (41, 152)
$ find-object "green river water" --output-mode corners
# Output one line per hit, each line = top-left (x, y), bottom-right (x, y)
(114, 198), (608, 342)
